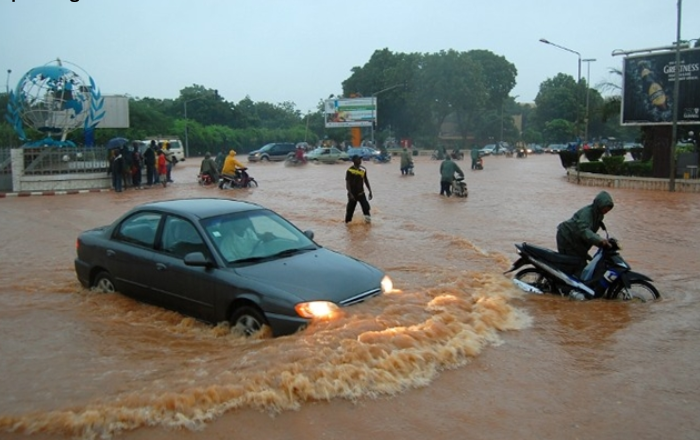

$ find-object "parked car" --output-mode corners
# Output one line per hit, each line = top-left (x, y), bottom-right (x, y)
(546, 144), (566, 154)
(479, 144), (497, 156)
(346, 146), (380, 161)
(248, 143), (296, 162)
(75, 198), (393, 337)
(304, 147), (349, 163)
(527, 144), (544, 154)
(144, 138), (185, 162)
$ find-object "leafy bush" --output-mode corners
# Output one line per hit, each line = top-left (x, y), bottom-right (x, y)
(558, 150), (579, 169)
(608, 148), (627, 157)
(602, 156), (625, 175)
(579, 161), (606, 174)
(623, 161), (653, 177)
(583, 148), (605, 162)
(628, 147), (644, 161)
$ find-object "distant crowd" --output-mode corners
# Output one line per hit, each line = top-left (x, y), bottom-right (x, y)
(108, 141), (178, 192)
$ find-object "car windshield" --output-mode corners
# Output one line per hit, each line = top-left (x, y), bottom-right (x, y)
(201, 209), (318, 264)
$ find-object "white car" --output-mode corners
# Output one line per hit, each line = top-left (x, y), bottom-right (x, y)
(143, 138), (185, 162)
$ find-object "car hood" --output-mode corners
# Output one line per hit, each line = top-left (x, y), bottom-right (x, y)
(232, 248), (383, 303)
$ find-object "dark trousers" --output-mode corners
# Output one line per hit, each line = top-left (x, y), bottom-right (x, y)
(146, 164), (155, 185)
(440, 180), (452, 196)
(345, 193), (370, 222)
(111, 172), (122, 192)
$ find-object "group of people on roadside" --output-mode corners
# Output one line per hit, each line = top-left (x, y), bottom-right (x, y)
(108, 141), (177, 192)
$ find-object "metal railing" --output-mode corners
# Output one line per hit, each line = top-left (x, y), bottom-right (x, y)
(21, 146), (110, 175)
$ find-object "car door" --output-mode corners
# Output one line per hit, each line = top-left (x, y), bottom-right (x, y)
(108, 212), (161, 300)
(150, 215), (219, 322)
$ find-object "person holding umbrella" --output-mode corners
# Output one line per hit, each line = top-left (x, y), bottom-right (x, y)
(108, 148), (124, 192)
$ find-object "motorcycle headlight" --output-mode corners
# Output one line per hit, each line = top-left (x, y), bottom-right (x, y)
(381, 275), (393, 293)
(295, 301), (339, 319)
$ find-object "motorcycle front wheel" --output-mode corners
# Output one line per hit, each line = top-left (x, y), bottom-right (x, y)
(610, 279), (660, 301)
(245, 179), (259, 188)
(515, 268), (554, 293)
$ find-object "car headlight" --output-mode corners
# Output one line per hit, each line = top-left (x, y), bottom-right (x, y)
(295, 301), (339, 319)
(381, 275), (393, 293)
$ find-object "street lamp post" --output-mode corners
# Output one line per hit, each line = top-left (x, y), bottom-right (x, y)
(370, 82), (405, 145)
(540, 38), (583, 183)
(668, 0), (684, 192)
(183, 97), (203, 158)
(582, 58), (596, 145)
(539, 38), (581, 84)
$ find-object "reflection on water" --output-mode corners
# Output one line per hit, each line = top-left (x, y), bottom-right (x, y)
(1, 155), (699, 439)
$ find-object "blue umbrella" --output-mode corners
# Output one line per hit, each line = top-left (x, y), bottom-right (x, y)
(106, 137), (129, 150)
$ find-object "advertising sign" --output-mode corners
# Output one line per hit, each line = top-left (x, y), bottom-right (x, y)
(621, 48), (700, 125)
(324, 97), (376, 128)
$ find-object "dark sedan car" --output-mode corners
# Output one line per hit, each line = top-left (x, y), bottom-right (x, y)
(75, 198), (393, 336)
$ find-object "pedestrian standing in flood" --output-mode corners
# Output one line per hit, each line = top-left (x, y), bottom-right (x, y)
(345, 155), (373, 224)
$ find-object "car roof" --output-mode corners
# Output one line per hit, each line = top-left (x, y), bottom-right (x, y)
(136, 198), (264, 220)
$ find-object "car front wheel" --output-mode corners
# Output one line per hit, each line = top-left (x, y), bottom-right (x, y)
(230, 306), (267, 336)
(93, 271), (116, 293)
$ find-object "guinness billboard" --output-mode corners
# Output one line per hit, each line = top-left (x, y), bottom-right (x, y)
(621, 48), (700, 125)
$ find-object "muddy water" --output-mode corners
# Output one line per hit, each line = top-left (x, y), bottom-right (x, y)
(0, 154), (698, 440)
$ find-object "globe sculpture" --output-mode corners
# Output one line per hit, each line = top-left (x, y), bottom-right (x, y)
(5, 59), (104, 147)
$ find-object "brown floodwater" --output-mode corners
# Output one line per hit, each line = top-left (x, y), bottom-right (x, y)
(0, 154), (698, 440)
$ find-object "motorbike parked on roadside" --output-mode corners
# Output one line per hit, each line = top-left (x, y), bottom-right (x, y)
(505, 227), (660, 301)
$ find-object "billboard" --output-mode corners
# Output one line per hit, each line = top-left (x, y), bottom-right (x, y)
(621, 48), (700, 125)
(324, 97), (376, 128)
(94, 95), (130, 128)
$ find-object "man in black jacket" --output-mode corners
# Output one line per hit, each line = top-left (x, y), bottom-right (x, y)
(143, 140), (156, 186)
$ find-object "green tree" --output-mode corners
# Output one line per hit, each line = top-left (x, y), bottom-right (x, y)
(534, 73), (579, 130)
(543, 119), (575, 143)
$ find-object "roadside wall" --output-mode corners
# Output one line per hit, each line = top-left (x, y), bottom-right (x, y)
(566, 168), (700, 193)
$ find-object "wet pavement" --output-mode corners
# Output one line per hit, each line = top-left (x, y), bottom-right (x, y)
(1, 153), (699, 440)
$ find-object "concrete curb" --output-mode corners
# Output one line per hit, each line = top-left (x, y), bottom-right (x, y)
(0, 188), (111, 198)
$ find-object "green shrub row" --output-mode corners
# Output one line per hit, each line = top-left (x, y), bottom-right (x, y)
(579, 159), (653, 177)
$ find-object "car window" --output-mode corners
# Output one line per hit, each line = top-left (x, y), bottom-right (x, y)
(114, 212), (160, 248)
(160, 216), (208, 259)
(203, 210), (317, 264)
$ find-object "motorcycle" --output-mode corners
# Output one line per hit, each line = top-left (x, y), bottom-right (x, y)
(451, 151), (464, 160)
(198, 173), (216, 186)
(218, 168), (258, 189)
(451, 177), (468, 197)
(474, 157), (484, 170)
(284, 152), (306, 167)
(505, 227), (660, 301)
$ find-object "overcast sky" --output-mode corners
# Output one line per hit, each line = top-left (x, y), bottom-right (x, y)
(1, 0), (698, 113)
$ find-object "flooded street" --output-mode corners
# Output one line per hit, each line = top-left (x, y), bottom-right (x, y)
(1, 153), (699, 440)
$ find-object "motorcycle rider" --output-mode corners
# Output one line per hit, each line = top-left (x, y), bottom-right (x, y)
(220, 149), (246, 188)
(199, 152), (219, 184)
(400, 146), (413, 175)
(556, 190), (614, 274)
(294, 145), (306, 163)
(439, 155), (464, 197)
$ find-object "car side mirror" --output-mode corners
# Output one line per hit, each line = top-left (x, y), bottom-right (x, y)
(184, 252), (212, 267)
(303, 230), (315, 240)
